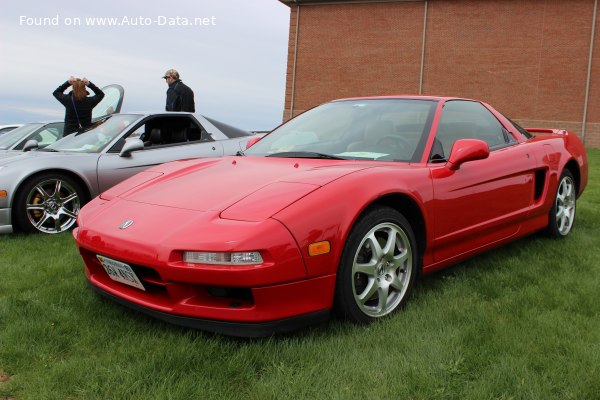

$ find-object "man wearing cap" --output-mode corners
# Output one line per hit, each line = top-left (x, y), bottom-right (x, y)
(163, 69), (195, 112)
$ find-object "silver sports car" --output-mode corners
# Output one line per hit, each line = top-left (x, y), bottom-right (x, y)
(0, 112), (258, 234)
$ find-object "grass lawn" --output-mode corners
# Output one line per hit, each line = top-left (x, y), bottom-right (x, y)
(1, 150), (599, 400)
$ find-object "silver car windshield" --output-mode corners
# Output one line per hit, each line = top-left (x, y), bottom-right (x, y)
(0, 123), (43, 149)
(245, 99), (437, 162)
(45, 114), (140, 153)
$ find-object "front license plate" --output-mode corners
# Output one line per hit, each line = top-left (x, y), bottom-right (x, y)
(97, 255), (145, 291)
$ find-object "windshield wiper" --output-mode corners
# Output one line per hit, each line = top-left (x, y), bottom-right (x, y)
(266, 151), (346, 160)
(39, 148), (58, 152)
(235, 150), (245, 156)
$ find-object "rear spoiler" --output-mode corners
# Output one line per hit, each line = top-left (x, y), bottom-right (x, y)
(524, 128), (568, 135)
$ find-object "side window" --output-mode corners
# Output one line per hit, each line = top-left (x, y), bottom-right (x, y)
(433, 101), (508, 159)
(505, 116), (533, 139)
(109, 115), (213, 153)
(37, 122), (64, 146)
(129, 125), (145, 139)
(14, 123), (63, 150)
(36, 127), (61, 146)
(114, 116), (208, 151)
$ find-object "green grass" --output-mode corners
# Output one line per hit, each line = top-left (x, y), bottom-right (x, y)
(1, 150), (599, 400)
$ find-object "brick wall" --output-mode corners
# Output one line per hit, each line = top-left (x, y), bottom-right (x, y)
(284, 1), (425, 117)
(282, 0), (600, 148)
(582, 123), (600, 148)
(586, 0), (600, 147)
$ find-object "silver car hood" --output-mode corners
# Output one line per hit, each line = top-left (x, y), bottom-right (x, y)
(0, 150), (33, 163)
(0, 150), (94, 166)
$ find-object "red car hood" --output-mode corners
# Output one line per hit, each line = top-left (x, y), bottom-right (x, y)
(115, 156), (378, 222)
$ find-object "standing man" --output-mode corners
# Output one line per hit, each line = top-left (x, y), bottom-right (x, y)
(162, 69), (195, 112)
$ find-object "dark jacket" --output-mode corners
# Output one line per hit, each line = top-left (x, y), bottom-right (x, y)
(165, 80), (195, 112)
(53, 81), (105, 135)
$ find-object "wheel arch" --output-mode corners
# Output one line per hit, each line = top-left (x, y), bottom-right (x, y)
(11, 168), (93, 215)
(332, 195), (423, 323)
(361, 193), (427, 272)
(563, 158), (581, 195)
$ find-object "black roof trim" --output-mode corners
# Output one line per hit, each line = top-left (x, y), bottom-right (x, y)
(204, 116), (252, 138)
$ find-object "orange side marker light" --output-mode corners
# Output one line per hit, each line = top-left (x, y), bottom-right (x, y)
(308, 241), (331, 257)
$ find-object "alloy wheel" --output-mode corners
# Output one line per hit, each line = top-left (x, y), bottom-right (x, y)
(25, 178), (81, 233)
(351, 222), (413, 318)
(555, 174), (576, 236)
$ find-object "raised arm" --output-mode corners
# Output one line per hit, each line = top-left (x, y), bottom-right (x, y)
(85, 80), (105, 101)
(52, 80), (72, 103)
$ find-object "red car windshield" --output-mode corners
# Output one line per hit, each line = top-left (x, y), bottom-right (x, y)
(246, 99), (438, 162)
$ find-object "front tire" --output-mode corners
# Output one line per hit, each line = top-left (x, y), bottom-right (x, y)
(13, 173), (85, 234)
(546, 169), (577, 238)
(334, 206), (418, 324)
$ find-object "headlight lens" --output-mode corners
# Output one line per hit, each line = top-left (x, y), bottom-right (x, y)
(183, 251), (263, 265)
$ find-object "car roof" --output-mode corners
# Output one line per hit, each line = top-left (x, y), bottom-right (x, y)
(331, 94), (477, 102)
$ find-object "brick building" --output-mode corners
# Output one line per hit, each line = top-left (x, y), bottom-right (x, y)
(279, 0), (600, 148)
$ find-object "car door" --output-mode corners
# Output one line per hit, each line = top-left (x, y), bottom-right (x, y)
(430, 100), (536, 262)
(92, 84), (124, 120)
(95, 115), (225, 192)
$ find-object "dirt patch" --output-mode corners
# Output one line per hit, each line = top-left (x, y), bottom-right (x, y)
(0, 370), (16, 399)
(0, 369), (12, 383)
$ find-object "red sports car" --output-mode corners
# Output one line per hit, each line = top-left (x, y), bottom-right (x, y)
(74, 96), (588, 337)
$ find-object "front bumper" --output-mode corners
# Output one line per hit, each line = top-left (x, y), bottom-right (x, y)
(0, 208), (13, 233)
(80, 244), (336, 333)
(89, 282), (331, 338)
(75, 205), (338, 335)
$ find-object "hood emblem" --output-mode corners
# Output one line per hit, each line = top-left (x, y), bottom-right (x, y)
(118, 219), (134, 229)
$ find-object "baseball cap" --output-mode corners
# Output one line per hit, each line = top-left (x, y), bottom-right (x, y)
(162, 69), (179, 79)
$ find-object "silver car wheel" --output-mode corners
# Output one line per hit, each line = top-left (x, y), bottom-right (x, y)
(351, 222), (413, 318)
(555, 174), (576, 236)
(25, 178), (81, 234)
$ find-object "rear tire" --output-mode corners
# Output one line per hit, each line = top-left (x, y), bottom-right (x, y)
(334, 206), (418, 324)
(13, 173), (85, 234)
(545, 169), (576, 238)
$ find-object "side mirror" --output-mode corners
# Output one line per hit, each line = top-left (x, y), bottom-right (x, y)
(119, 138), (144, 157)
(22, 139), (39, 152)
(447, 139), (489, 170)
